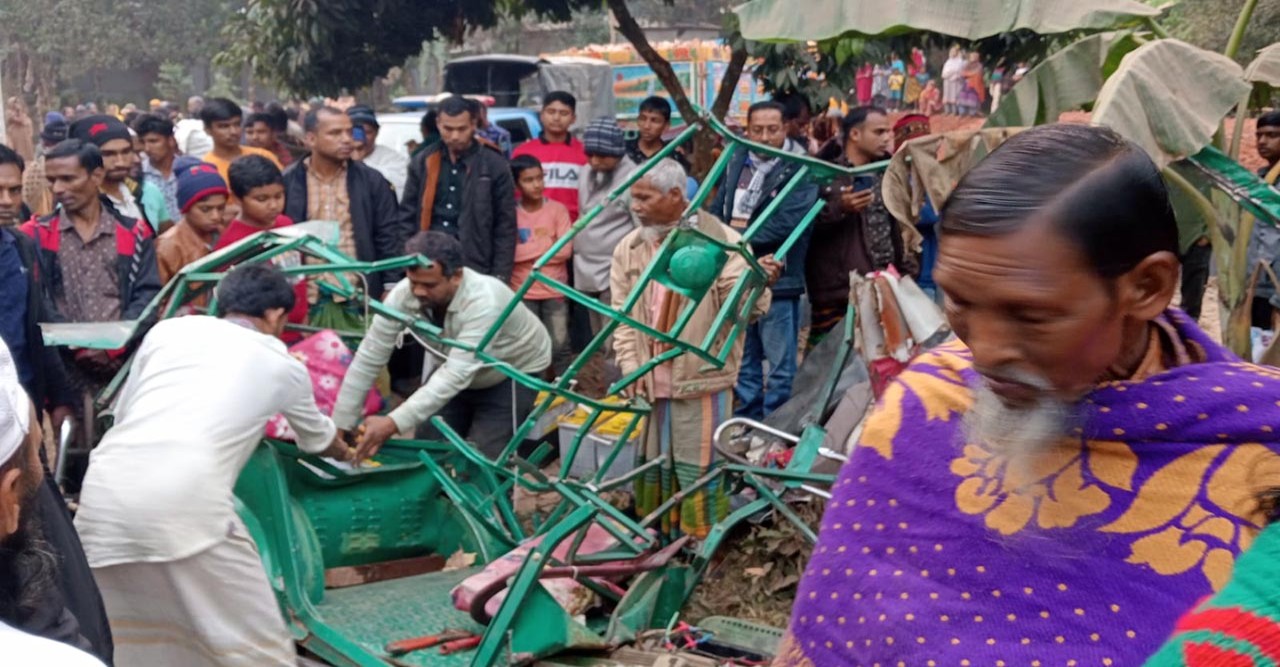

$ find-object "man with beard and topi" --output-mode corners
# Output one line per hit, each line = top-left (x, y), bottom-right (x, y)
(0, 340), (105, 665)
(777, 124), (1280, 667)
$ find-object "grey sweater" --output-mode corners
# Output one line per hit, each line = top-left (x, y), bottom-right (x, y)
(574, 157), (640, 293)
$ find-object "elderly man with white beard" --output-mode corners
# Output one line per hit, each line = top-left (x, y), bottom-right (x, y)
(611, 158), (781, 539)
(776, 124), (1280, 667)
(0, 341), (105, 665)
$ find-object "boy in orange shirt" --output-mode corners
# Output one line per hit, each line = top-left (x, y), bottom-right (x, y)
(510, 154), (572, 376)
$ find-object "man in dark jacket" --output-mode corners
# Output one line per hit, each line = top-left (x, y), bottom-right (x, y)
(709, 101), (818, 419)
(809, 106), (901, 345)
(282, 106), (406, 299)
(399, 96), (517, 282)
(1, 143), (114, 664)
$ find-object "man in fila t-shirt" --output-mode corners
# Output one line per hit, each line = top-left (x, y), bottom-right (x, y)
(512, 91), (587, 221)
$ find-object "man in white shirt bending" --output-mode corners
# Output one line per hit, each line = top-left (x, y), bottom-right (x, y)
(333, 231), (551, 459)
(74, 263), (351, 667)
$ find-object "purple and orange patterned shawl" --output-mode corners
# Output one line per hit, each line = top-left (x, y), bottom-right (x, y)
(778, 310), (1280, 667)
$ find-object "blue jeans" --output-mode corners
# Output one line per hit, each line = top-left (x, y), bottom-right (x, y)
(734, 297), (800, 419)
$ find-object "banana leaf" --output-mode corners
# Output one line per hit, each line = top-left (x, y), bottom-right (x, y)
(734, 0), (1161, 43)
(984, 32), (1140, 128)
(1245, 42), (1280, 86)
(1091, 39), (1249, 168)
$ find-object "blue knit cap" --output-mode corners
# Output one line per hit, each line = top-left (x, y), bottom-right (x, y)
(176, 162), (229, 213)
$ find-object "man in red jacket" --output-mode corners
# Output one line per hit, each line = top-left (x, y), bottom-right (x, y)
(511, 91), (587, 221)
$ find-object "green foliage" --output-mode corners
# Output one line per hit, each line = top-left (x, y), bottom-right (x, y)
(206, 70), (240, 102)
(984, 32), (1143, 128)
(0, 0), (233, 102)
(155, 62), (194, 102)
(217, 0), (604, 95)
(1165, 0), (1280, 63)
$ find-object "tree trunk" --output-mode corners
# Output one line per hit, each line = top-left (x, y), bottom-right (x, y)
(606, 0), (751, 180)
(606, 0), (698, 122)
(695, 47), (750, 177)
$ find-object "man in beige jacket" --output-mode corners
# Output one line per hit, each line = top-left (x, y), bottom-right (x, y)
(611, 158), (780, 539)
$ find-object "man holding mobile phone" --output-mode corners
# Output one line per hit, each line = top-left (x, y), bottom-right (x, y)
(807, 106), (903, 346)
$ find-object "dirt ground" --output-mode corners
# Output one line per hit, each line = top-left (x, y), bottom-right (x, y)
(685, 499), (825, 628)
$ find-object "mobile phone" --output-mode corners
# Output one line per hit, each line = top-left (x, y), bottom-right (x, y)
(352, 126), (366, 142)
(853, 175), (875, 192)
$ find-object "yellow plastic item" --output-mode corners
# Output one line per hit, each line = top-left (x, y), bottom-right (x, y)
(535, 391), (570, 411)
(557, 399), (646, 438)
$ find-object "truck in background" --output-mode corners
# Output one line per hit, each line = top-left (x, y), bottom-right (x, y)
(555, 40), (766, 127)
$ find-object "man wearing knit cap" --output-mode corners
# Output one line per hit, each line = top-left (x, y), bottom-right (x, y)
(155, 162), (229, 283)
(69, 115), (170, 234)
(0, 341), (106, 665)
(576, 117), (639, 336)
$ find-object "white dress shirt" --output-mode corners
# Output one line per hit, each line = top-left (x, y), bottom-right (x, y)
(75, 316), (336, 568)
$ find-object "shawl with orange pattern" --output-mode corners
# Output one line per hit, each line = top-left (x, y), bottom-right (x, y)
(778, 310), (1280, 667)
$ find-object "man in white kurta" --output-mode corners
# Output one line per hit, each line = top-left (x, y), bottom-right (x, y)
(74, 264), (347, 667)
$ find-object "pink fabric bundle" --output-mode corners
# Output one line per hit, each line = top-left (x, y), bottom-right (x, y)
(451, 525), (624, 619)
(266, 330), (382, 439)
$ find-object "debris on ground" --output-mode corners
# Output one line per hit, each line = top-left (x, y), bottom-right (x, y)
(685, 500), (825, 628)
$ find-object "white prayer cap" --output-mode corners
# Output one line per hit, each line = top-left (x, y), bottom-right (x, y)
(0, 338), (31, 466)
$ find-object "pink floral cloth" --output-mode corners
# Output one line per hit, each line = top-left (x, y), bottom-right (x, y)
(266, 330), (381, 439)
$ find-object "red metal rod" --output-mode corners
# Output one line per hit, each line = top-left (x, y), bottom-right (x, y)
(439, 636), (482, 655)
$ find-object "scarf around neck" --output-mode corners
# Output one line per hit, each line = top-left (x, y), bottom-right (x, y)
(740, 138), (797, 214)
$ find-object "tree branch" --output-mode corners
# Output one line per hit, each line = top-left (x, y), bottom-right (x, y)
(606, 0), (699, 124)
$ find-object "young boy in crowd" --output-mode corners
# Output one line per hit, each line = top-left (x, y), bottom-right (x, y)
(887, 67), (906, 112)
(219, 154), (308, 338)
(217, 154), (291, 249)
(155, 162), (228, 283)
(510, 154), (572, 376)
(511, 91), (586, 221)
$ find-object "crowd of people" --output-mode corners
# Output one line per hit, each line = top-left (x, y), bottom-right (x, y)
(0, 85), (949, 664)
(2, 74), (1280, 667)
(849, 47), (1025, 118)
